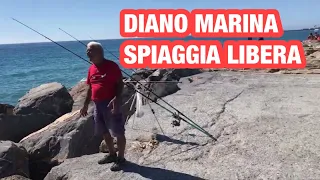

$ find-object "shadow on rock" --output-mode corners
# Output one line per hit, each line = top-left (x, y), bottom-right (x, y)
(123, 161), (204, 180)
(155, 134), (199, 146)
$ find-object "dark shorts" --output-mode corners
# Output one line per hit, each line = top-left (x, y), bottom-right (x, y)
(93, 100), (125, 137)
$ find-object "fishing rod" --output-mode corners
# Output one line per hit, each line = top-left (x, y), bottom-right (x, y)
(125, 81), (182, 83)
(59, 28), (181, 84)
(59, 28), (166, 135)
(60, 28), (143, 82)
(61, 27), (132, 71)
(88, 35), (95, 41)
(57, 28), (210, 137)
(59, 28), (86, 47)
(84, 34), (130, 72)
(61, 29), (182, 84)
(57, 29), (206, 132)
(12, 18), (215, 140)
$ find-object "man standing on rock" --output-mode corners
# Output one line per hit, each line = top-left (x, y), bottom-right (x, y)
(80, 41), (126, 171)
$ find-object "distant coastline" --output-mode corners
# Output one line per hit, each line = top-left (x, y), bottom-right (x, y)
(298, 27), (319, 31)
(288, 29), (316, 32)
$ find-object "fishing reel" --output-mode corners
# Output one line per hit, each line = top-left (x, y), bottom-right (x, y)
(171, 113), (182, 127)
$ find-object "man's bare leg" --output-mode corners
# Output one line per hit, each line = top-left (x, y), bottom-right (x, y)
(98, 132), (117, 164)
(116, 135), (126, 159)
(110, 134), (126, 171)
(103, 132), (116, 155)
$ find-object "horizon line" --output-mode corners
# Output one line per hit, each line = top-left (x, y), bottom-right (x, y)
(0, 37), (126, 45)
(0, 28), (313, 45)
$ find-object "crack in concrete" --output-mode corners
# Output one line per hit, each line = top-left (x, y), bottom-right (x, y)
(215, 90), (245, 121)
(211, 90), (245, 140)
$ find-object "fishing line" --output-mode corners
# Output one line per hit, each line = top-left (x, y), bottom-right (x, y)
(146, 94), (165, 136)
(58, 28), (207, 133)
(12, 18), (215, 140)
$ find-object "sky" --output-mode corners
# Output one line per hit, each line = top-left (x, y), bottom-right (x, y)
(0, 0), (319, 44)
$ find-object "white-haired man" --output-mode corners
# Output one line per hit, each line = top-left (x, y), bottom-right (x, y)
(80, 41), (126, 171)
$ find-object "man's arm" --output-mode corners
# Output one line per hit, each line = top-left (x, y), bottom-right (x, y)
(112, 63), (124, 112)
(80, 85), (91, 116)
(114, 76), (124, 106)
(84, 85), (92, 107)
(84, 68), (92, 107)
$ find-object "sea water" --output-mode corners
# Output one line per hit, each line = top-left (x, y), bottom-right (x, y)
(0, 30), (312, 105)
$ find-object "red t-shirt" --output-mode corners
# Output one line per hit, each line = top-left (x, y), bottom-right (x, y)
(86, 60), (122, 101)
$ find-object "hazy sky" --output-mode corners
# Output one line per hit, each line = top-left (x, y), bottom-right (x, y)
(0, 0), (318, 44)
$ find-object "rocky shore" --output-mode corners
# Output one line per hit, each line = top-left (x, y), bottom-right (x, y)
(1, 40), (320, 180)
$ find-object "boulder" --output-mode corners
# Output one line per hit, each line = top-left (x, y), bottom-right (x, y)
(130, 69), (156, 82)
(0, 141), (29, 179)
(146, 69), (203, 101)
(265, 69), (281, 73)
(69, 81), (92, 111)
(0, 104), (14, 115)
(147, 76), (180, 102)
(19, 106), (101, 180)
(147, 69), (202, 81)
(121, 83), (137, 120)
(124, 69), (203, 110)
(14, 82), (74, 118)
(0, 175), (31, 180)
(0, 114), (55, 142)
(148, 69), (168, 81)
(305, 48), (318, 56)
(168, 69), (202, 79)
(306, 51), (320, 69)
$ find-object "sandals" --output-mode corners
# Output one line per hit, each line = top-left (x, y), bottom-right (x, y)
(110, 157), (126, 171)
(98, 154), (126, 172)
(98, 154), (118, 164)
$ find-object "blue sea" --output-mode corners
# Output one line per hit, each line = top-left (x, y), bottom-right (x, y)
(0, 30), (312, 105)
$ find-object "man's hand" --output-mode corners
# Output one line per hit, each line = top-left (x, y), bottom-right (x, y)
(112, 74), (124, 115)
(108, 97), (121, 115)
(80, 85), (91, 117)
(112, 101), (120, 114)
(80, 104), (88, 117)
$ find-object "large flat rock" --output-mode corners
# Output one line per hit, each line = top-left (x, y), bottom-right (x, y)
(46, 72), (320, 180)
(20, 106), (102, 180)
(0, 113), (55, 142)
(14, 82), (73, 118)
